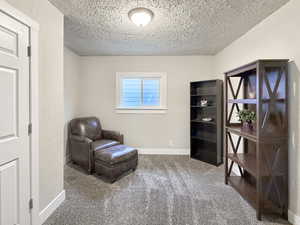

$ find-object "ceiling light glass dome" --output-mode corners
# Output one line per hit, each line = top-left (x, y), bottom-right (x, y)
(128, 8), (154, 27)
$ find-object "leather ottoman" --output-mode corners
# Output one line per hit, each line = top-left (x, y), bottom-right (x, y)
(94, 144), (138, 183)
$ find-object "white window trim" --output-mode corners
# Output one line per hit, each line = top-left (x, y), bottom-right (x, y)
(116, 72), (167, 114)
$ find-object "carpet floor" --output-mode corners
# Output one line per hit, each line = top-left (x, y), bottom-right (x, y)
(44, 155), (290, 225)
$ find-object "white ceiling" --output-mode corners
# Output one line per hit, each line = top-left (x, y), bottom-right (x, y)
(49, 0), (289, 56)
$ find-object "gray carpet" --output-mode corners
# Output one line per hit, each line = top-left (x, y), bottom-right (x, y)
(44, 155), (289, 225)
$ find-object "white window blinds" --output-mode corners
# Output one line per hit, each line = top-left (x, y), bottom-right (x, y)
(121, 78), (160, 107)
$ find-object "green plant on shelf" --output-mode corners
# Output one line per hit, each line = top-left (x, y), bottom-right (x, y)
(237, 109), (256, 124)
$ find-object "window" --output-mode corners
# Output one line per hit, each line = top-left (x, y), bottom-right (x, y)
(116, 73), (167, 113)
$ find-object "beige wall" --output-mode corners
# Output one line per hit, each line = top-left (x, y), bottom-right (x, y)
(64, 47), (80, 162)
(5, 0), (65, 211)
(214, 0), (300, 220)
(77, 56), (213, 151)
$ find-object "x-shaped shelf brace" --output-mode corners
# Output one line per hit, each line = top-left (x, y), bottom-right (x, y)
(263, 144), (284, 208)
(227, 77), (243, 123)
(261, 68), (284, 130)
(227, 132), (243, 177)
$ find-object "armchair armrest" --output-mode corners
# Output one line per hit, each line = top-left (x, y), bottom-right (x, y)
(102, 130), (124, 144)
(69, 135), (93, 173)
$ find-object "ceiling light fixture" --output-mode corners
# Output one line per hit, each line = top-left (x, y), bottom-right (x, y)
(128, 8), (154, 27)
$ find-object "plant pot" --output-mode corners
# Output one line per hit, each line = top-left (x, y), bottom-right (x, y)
(242, 122), (254, 131)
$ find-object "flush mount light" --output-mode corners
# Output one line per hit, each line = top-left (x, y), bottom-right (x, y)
(128, 8), (154, 27)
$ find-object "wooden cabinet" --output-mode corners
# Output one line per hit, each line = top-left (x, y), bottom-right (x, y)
(190, 79), (223, 166)
(224, 60), (289, 220)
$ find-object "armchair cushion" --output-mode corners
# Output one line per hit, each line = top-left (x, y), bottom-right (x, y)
(92, 139), (119, 151)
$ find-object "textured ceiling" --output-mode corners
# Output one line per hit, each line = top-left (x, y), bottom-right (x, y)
(49, 0), (289, 56)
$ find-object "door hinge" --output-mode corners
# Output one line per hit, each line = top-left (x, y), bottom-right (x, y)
(29, 198), (33, 210)
(28, 123), (32, 135)
(27, 46), (31, 57)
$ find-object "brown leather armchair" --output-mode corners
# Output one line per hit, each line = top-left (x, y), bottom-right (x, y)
(68, 117), (124, 174)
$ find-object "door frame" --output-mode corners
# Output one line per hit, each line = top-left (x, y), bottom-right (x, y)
(0, 1), (39, 225)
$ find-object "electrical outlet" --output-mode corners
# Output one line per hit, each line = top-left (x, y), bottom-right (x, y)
(293, 81), (296, 96)
(169, 140), (174, 147)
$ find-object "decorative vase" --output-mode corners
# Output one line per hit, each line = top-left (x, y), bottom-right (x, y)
(200, 99), (208, 107)
(242, 122), (254, 131)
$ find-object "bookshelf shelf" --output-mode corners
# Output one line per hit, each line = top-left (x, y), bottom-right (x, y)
(228, 99), (257, 104)
(228, 153), (270, 177)
(226, 125), (257, 142)
(191, 120), (216, 125)
(190, 105), (216, 108)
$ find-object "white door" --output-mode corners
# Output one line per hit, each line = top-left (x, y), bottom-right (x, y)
(0, 11), (31, 225)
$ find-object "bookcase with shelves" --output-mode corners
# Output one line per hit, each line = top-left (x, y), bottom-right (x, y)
(190, 79), (223, 166)
(224, 60), (289, 220)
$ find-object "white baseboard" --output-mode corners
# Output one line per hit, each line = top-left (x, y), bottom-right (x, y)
(137, 148), (189, 155)
(39, 190), (65, 224)
(289, 210), (300, 225)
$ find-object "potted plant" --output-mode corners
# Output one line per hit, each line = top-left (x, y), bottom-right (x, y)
(237, 109), (256, 131)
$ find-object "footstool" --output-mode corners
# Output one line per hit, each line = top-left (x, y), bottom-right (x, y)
(94, 144), (138, 183)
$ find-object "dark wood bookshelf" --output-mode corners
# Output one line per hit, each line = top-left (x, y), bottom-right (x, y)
(224, 59), (289, 220)
(190, 79), (223, 166)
